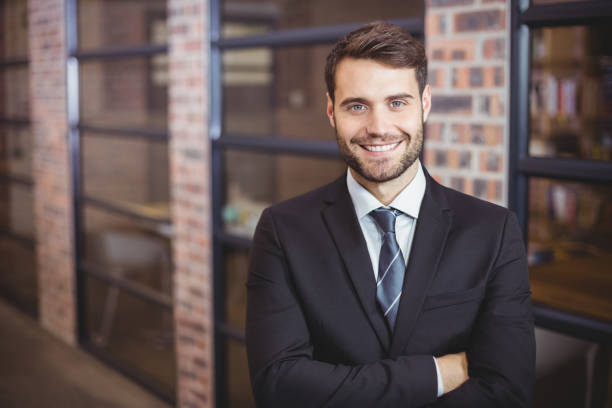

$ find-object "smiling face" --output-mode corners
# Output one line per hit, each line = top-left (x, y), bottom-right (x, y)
(327, 57), (431, 185)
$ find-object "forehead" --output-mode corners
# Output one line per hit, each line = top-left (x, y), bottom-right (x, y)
(334, 57), (419, 99)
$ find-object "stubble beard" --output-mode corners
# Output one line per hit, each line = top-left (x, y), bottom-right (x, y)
(335, 122), (424, 184)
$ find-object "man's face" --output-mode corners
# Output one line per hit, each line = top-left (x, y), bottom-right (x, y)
(326, 58), (431, 183)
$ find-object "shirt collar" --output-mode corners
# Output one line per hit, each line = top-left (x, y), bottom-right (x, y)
(346, 160), (426, 220)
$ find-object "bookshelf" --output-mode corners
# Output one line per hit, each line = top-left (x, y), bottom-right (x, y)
(510, 0), (612, 343)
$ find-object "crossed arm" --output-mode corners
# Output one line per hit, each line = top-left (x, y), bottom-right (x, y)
(246, 208), (535, 407)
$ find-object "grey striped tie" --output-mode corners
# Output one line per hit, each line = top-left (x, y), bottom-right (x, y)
(371, 207), (405, 331)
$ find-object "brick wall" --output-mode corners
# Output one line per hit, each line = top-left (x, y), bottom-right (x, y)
(28, 0), (77, 345)
(168, 0), (214, 406)
(424, 0), (509, 206)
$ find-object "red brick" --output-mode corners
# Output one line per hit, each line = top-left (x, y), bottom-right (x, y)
(479, 151), (502, 172)
(454, 10), (505, 33)
(483, 38), (505, 59)
(426, 122), (444, 141)
(478, 94), (505, 117)
(487, 179), (503, 201)
(428, 67), (445, 89)
(169, 0), (214, 405)
(452, 66), (504, 88)
(29, 0), (77, 346)
(428, 39), (475, 61)
(431, 95), (472, 114)
(449, 123), (470, 144)
(426, 13), (446, 36)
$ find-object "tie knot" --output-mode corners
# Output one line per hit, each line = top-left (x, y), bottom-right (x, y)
(370, 207), (399, 233)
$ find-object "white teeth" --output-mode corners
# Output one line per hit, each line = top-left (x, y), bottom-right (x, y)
(363, 142), (399, 152)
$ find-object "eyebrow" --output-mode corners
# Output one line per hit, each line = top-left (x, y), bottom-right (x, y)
(339, 97), (369, 108)
(339, 93), (416, 108)
(386, 93), (415, 101)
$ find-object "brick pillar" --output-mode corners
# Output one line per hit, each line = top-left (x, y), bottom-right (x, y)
(28, 0), (77, 345)
(424, 0), (508, 205)
(168, 0), (214, 407)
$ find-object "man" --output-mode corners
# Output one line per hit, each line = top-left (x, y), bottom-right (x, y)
(246, 22), (535, 407)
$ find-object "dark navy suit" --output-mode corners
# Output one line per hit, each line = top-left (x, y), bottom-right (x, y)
(246, 170), (535, 407)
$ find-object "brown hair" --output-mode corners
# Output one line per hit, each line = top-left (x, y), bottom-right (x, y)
(325, 21), (427, 102)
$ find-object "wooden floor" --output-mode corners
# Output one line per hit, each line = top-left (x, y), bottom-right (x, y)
(0, 300), (171, 408)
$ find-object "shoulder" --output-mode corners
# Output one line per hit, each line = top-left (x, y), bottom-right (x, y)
(429, 178), (515, 230)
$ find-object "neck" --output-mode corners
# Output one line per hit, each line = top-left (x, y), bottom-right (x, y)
(350, 160), (419, 206)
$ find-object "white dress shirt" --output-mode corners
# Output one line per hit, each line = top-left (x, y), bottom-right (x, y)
(346, 160), (444, 398)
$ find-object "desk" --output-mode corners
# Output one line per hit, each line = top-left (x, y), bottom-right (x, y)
(530, 254), (612, 323)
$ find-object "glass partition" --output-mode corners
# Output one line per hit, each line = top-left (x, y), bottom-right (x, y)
(222, 43), (334, 140)
(222, 0), (424, 36)
(530, 24), (612, 162)
(78, 0), (167, 50)
(223, 150), (345, 238)
(528, 177), (612, 322)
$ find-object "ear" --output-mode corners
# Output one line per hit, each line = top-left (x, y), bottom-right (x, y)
(421, 84), (432, 123)
(326, 92), (335, 128)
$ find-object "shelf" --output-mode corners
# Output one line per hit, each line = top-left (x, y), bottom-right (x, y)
(518, 156), (612, 182)
(520, 0), (612, 27)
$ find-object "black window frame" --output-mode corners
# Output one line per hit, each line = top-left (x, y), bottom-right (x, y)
(209, 0), (425, 405)
(65, 0), (175, 403)
(509, 0), (612, 343)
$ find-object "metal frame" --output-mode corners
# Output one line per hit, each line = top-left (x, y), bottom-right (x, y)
(209, 1), (426, 404)
(65, 0), (176, 402)
(0, 58), (28, 68)
(509, 0), (612, 342)
(82, 195), (171, 225)
(214, 134), (339, 157)
(79, 125), (168, 141)
(214, 18), (423, 49)
(0, 227), (35, 249)
(0, 173), (34, 187)
(0, 117), (30, 126)
(0, 18), (37, 316)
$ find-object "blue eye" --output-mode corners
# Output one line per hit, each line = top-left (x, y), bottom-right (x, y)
(390, 100), (405, 108)
(349, 104), (366, 112)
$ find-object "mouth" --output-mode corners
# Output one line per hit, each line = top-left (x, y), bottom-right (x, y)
(360, 141), (402, 153)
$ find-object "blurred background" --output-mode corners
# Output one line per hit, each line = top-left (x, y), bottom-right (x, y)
(0, 0), (611, 407)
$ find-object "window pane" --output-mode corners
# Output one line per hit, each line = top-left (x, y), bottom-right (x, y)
(225, 248), (248, 330)
(0, 125), (33, 179)
(83, 205), (172, 293)
(222, 44), (335, 140)
(528, 178), (612, 322)
(223, 150), (345, 238)
(226, 339), (255, 408)
(0, 0), (29, 60)
(82, 133), (170, 207)
(1, 66), (29, 118)
(78, 0), (167, 50)
(0, 182), (34, 239)
(221, 0), (423, 37)
(85, 275), (175, 394)
(530, 24), (612, 161)
(80, 56), (168, 130)
(0, 238), (37, 316)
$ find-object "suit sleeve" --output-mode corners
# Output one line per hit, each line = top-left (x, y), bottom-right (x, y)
(432, 211), (536, 408)
(246, 208), (438, 408)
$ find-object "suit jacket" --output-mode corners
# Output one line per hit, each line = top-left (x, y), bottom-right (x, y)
(246, 170), (535, 408)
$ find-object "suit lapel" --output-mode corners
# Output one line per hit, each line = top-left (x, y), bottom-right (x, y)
(321, 177), (391, 351)
(390, 173), (453, 357)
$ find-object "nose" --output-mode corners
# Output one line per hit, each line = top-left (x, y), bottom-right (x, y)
(365, 106), (392, 137)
